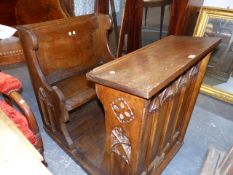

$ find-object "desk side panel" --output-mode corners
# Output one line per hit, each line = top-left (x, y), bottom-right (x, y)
(95, 53), (212, 175)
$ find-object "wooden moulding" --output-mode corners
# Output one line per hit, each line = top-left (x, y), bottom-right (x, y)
(0, 36), (24, 66)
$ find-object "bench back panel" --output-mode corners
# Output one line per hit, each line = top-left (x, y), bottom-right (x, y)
(20, 14), (111, 84)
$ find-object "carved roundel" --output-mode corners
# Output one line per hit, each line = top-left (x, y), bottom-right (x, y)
(110, 98), (134, 123)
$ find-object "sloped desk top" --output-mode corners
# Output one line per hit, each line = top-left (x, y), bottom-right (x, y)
(87, 36), (220, 99)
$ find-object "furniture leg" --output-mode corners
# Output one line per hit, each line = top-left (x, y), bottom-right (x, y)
(159, 5), (165, 39)
(110, 0), (119, 45)
(145, 7), (148, 26)
(60, 121), (74, 149)
(117, 0), (128, 57)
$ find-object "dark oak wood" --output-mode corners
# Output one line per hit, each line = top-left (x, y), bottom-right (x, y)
(117, 0), (129, 57)
(88, 36), (220, 98)
(127, 0), (143, 53)
(87, 36), (220, 174)
(18, 14), (114, 173)
(0, 0), (75, 66)
(168, 0), (204, 35)
(0, 0), (74, 26)
(95, 0), (109, 14)
(15, 0), (70, 25)
(117, 0), (143, 57)
(0, 0), (18, 26)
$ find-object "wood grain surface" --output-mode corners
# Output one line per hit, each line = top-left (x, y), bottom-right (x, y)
(87, 36), (220, 99)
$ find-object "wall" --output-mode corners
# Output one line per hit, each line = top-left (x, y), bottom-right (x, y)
(203, 0), (233, 9)
(74, 0), (124, 24)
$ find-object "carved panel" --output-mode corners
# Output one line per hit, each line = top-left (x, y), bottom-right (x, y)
(111, 127), (131, 164)
(149, 86), (175, 113)
(175, 75), (188, 92)
(110, 98), (134, 123)
(188, 65), (199, 78)
(38, 87), (56, 131)
(38, 87), (53, 108)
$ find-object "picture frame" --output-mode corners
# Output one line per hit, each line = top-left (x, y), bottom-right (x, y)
(194, 7), (233, 104)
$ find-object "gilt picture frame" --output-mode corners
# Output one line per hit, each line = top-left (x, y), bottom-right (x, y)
(194, 7), (233, 104)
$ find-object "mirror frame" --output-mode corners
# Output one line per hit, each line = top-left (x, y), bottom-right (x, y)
(193, 6), (233, 104)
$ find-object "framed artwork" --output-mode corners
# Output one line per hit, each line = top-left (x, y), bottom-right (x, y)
(194, 7), (233, 104)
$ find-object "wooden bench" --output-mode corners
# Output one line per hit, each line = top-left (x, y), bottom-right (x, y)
(17, 14), (114, 150)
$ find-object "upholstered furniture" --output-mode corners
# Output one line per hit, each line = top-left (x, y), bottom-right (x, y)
(143, 0), (172, 38)
(18, 14), (114, 152)
(0, 72), (44, 155)
(87, 36), (220, 174)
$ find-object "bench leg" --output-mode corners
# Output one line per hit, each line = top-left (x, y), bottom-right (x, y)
(60, 121), (75, 149)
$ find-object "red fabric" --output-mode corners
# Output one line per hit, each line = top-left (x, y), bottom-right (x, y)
(0, 100), (36, 145)
(0, 72), (22, 95)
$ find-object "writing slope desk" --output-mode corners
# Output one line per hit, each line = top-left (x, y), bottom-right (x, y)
(87, 36), (220, 175)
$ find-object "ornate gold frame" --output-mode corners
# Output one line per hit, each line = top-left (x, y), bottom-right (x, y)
(193, 7), (233, 104)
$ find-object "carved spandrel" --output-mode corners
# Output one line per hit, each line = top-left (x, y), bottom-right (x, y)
(111, 127), (131, 164)
(188, 65), (199, 78)
(149, 85), (175, 113)
(149, 65), (199, 113)
(175, 75), (188, 91)
(110, 98), (134, 123)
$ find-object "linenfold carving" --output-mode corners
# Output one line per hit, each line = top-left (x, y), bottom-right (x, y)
(189, 65), (199, 78)
(110, 98), (134, 123)
(149, 86), (175, 113)
(111, 127), (131, 164)
(160, 86), (174, 104)
(149, 65), (199, 113)
(175, 75), (188, 91)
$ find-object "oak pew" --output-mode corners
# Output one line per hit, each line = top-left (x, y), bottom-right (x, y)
(18, 14), (114, 152)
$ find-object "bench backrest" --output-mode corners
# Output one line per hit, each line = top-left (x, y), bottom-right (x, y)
(18, 14), (113, 85)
